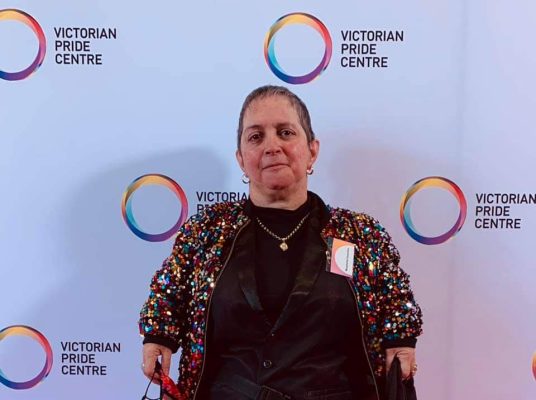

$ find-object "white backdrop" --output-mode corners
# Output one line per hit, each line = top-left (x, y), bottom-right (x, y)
(1, 1), (535, 399)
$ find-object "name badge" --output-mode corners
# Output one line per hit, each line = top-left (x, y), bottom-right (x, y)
(326, 237), (355, 277)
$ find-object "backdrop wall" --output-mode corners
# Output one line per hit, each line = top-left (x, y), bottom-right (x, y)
(1, 1), (535, 399)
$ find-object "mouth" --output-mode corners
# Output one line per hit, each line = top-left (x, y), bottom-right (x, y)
(263, 163), (287, 170)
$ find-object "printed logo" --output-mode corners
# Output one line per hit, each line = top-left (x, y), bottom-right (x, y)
(122, 174), (188, 242)
(0, 325), (53, 389)
(532, 352), (536, 381)
(400, 176), (467, 245)
(264, 12), (332, 84)
(60, 340), (120, 376)
(0, 9), (46, 81)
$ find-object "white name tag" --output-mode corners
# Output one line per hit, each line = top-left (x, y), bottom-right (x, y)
(327, 238), (355, 277)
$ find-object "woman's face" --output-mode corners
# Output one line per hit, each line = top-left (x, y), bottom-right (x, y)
(236, 95), (319, 197)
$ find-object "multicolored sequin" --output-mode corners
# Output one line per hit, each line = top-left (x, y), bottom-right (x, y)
(139, 201), (423, 399)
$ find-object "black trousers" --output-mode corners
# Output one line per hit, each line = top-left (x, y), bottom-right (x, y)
(202, 371), (362, 400)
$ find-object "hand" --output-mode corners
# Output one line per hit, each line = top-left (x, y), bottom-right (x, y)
(385, 347), (417, 380)
(142, 343), (172, 382)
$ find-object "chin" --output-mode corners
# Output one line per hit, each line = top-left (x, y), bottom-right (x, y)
(262, 177), (300, 191)
(255, 171), (305, 192)
(260, 180), (286, 190)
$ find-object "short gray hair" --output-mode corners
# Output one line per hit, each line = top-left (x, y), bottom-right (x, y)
(237, 85), (315, 149)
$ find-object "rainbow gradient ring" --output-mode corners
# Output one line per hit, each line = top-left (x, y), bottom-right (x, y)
(532, 352), (536, 381)
(122, 174), (188, 242)
(0, 325), (53, 389)
(0, 9), (46, 81)
(264, 12), (332, 84)
(400, 176), (467, 245)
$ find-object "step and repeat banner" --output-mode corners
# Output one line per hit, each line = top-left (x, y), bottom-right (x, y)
(1, 1), (535, 399)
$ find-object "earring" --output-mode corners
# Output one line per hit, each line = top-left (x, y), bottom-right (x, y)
(241, 174), (250, 184)
(306, 167), (314, 176)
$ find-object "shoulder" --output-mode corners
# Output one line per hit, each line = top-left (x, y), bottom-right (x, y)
(196, 200), (246, 219)
(327, 205), (387, 233)
(326, 206), (399, 257)
(171, 200), (247, 252)
(179, 200), (247, 235)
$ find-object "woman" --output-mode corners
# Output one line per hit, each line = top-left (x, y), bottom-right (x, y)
(139, 85), (423, 400)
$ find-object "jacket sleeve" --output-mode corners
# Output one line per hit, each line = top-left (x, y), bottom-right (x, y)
(358, 214), (423, 348)
(138, 214), (202, 353)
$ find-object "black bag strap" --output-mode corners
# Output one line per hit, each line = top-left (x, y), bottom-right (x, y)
(385, 357), (417, 400)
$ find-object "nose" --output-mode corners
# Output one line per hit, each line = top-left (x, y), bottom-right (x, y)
(263, 132), (282, 155)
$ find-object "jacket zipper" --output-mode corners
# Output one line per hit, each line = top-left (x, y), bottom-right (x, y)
(322, 237), (380, 400)
(192, 219), (250, 400)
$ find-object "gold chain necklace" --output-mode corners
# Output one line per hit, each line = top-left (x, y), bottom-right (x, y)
(256, 212), (310, 251)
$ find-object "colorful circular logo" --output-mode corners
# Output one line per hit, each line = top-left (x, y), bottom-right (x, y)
(532, 352), (536, 381)
(400, 176), (467, 245)
(0, 325), (53, 389)
(122, 174), (188, 242)
(0, 9), (46, 81)
(264, 12), (332, 84)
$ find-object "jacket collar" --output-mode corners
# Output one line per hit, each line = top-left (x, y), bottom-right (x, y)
(234, 191), (332, 331)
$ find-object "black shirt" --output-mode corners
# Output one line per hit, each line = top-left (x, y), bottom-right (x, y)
(252, 198), (311, 324)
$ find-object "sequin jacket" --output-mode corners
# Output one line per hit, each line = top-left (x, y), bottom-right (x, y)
(139, 199), (423, 399)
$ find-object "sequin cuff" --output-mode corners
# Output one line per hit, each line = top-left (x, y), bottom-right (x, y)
(143, 334), (180, 353)
(382, 337), (417, 349)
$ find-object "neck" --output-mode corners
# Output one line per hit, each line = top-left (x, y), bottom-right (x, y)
(249, 185), (308, 210)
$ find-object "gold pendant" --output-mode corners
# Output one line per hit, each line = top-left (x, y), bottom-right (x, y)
(280, 241), (288, 251)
